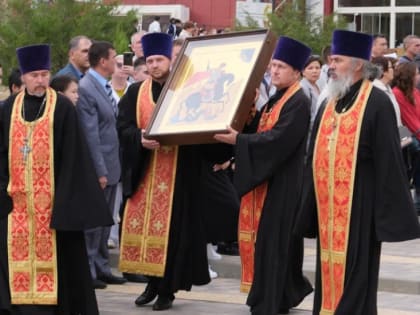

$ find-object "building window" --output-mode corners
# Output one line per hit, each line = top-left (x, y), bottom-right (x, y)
(396, 0), (420, 5)
(338, 0), (390, 6)
(396, 13), (420, 46)
(359, 13), (390, 38)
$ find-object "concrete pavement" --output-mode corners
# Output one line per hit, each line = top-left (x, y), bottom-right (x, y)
(110, 238), (420, 295)
(97, 278), (420, 315)
(106, 231), (420, 314)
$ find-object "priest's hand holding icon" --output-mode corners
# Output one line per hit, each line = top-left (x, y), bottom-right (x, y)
(214, 126), (238, 145)
(98, 176), (108, 189)
(141, 129), (160, 150)
(246, 88), (259, 125)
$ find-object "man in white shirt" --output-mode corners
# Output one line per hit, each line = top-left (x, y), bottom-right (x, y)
(148, 16), (161, 33)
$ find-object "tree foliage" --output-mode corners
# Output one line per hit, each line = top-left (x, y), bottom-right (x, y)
(268, 0), (347, 55)
(0, 0), (138, 74)
(235, 13), (261, 32)
(234, 0), (347, 55)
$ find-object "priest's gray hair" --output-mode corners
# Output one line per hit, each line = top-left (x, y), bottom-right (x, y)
(350, 57), (377, 80)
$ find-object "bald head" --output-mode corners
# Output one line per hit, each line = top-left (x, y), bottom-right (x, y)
(130, 31), (147, 58)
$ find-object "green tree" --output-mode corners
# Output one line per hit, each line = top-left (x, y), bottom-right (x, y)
(233, 1), (347, 55)
(268, 0), (347, 55)
(0, 0), (138, 74)
(235, 12), (262, 32)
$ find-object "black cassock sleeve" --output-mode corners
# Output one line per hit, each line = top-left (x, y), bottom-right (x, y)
(369, 90), (420, 241)
(0, 100), (13, 219)
(51, 95), (113, 230)
(233, 91), (310, 196)
(117, 82), (149, 198)
(294, 101), (326, 239)
(295, 89), (420, 240)
(0, 94), (112, 230)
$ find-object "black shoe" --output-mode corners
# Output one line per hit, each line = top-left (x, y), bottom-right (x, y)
(92, 279), (107, 289)
(217, 242), (239, 256)
(98, 273), (127, 285)
(152, 294), (174, 311)
(123, 272), (149, 283)
(135, 285), (158, 306)
(278, 308), (289, 314)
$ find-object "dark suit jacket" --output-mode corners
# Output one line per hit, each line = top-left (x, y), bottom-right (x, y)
(77, 71), (121, 186)
(55, 63), (83, 81)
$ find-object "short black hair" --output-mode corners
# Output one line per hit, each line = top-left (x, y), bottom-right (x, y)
(88, 41), (114, 68)
(303, 55), (322, 70)
(8, 68), (22, 94)
(373, 34), (387, 40)
(133, 56), (146, 68)
(50, 75), (78, 93)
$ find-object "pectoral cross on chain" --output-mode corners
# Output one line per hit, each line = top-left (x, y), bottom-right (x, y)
(20, 138), (31, 163)
(327, 134), (334, 152)
(327, 117), (338, 152)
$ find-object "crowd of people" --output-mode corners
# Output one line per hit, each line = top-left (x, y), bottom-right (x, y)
(0, 23), (420, 315)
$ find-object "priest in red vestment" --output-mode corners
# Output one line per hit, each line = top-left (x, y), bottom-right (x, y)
(0, 44), (113, 315)
(117, 33), (232, 311)
(297, 30), (420, 315)
(215, 36), (314, 315)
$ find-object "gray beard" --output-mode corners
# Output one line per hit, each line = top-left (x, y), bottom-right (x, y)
(27, 89), (46, 98)
(326, 73), (354, 100)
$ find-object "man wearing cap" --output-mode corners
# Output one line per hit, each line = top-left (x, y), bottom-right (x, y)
(0, 44), (112, 314)
(215, 36), (314, 315)
(297, 30), (420, 315)
(117, 32), (231, 311)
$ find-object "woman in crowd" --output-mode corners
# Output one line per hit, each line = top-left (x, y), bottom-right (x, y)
(50, 74), (79, 105)
(371, 56), (402, 127)
(393, 62), (420, 133)
(393, 61), (420, 215)
(300, 55), (322, 149)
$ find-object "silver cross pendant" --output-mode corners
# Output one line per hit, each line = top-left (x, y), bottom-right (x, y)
(20, 138), (31, 163)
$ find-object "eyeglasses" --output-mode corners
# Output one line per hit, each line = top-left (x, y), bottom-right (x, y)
(116, 62), (123, 68)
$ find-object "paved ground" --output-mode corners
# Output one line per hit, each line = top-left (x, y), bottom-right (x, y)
(106, 225), (420, 314)
(97, 278), (420, 315)
(205, 238), (420, 295)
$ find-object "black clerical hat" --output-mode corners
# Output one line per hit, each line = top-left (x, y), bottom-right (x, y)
(16, 44), (51, 74)
(142, 33), (172, 60)
(331, 30), (373, 61)
(272, 36), (312, 71)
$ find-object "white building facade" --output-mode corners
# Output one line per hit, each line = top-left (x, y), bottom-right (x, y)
(330, 0), (420, 48)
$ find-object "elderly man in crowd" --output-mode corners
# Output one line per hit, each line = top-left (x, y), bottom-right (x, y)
(55, 35), (92, 80)
(399, 34), (420, 64)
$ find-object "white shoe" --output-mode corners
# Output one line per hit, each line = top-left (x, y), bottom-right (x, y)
(107, 239), (117, 249)
(207, 243), (222, 260)
(208, 265), (218, 279)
